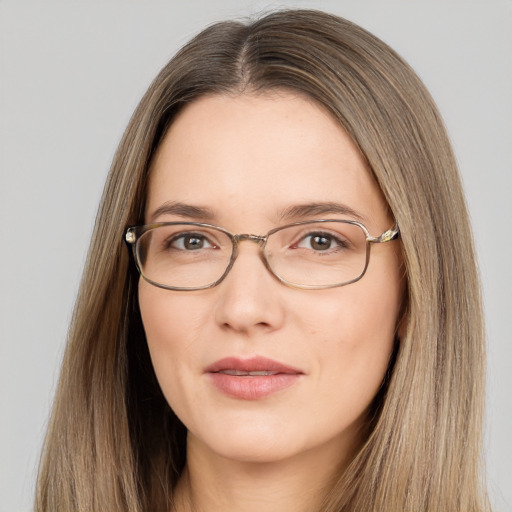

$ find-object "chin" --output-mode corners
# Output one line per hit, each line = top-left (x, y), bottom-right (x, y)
(188, 423), (310, 464)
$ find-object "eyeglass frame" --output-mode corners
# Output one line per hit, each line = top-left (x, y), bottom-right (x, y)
(124, 219), (400, 291)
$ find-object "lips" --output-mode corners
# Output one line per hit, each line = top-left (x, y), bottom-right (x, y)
(217, 369), (279, 376)
(205, 357), (303, 400)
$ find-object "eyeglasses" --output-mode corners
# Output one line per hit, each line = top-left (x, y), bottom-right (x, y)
(125, 220), (399, 291)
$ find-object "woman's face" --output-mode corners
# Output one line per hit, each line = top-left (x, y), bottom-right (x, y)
(139, 92), (403, 466)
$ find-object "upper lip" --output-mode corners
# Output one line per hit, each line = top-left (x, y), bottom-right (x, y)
(205, 356), (303, 375)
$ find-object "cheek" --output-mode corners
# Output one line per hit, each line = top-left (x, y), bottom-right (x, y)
(299, 284), (399, 349)
(297, 268), (402, 400)
(140, 284), (182, 352)
(138, 281), (207, 403)
(139, 279), (209, 343)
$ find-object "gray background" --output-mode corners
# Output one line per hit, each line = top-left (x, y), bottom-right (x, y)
(1, 1), (510, 511)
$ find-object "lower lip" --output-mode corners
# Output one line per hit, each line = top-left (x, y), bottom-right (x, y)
(208, 373), (302, 400)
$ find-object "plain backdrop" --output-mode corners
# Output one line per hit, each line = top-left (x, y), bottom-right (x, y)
(1, 1), (511, 511)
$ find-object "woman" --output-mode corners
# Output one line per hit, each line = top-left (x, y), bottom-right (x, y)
(35, 9), (490, 512)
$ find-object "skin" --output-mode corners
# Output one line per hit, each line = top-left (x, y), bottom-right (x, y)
(139, 91), (404, 512)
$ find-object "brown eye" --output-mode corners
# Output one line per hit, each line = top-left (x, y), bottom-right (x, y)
(297, 232), (344, 252)
(310, 235), (331, 251)
(184, 235), (204, 250)
(170, 233), (214, 251)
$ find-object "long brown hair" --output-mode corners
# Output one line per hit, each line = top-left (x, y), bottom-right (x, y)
(35, 9), (489, 511)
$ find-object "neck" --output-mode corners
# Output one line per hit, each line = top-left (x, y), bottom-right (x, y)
(173, 433), (357, 512)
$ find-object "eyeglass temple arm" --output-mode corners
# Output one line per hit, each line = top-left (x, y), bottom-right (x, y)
(368, 222), (400, 243)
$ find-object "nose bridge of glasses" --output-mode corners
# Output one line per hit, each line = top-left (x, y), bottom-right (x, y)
(233, 233), (267, 247)
(222, 232), (284, 289)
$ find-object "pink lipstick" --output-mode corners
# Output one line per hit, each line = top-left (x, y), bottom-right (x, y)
(205, 356), (303, 400)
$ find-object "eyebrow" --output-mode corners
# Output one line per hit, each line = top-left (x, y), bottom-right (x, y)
(149, 201), (215, 222)
(277, 202), (368, 223)
(149, 200), (367, 225)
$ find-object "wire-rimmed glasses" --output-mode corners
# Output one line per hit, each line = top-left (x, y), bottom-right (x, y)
(125, 220), (399, 291)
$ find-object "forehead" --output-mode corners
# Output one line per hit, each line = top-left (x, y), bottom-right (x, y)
(146, 92), (389, 230)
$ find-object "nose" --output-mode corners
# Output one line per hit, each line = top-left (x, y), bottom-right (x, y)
(213, 240), (286, 335)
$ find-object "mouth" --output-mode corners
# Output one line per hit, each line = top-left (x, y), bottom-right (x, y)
(206, 356), (303, 375)
(205, 356), (304, 400)
(217, 369), (280, 376)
